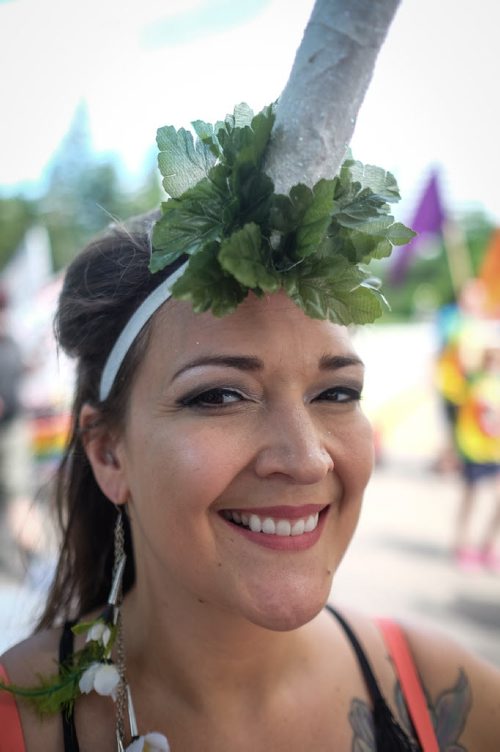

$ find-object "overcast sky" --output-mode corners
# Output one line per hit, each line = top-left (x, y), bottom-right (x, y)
(1, 0), (499, 223)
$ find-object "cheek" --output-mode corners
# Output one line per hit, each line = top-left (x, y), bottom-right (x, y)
(335, 413), (374, 492)
(130, 422), (247, 513)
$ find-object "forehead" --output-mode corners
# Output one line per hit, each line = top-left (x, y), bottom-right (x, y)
(148, 291), (358, 368)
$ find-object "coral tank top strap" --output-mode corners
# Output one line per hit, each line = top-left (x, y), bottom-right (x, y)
(0, 663), (26, 752)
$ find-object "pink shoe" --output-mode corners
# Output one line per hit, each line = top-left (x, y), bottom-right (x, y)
(455, 547), (483, 572)
(481, 549), (500, 574)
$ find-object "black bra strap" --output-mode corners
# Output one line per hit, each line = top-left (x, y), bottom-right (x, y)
(59, 621), (80, 752)
(325, 604), (386, 705)
(326, 605), (419, 750)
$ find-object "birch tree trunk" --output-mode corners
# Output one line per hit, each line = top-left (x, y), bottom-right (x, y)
(264, 0), (400, 193)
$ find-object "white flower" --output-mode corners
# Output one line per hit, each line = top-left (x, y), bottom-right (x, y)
(79, 662), (100, 694)
(94, 664), (121, 696)
(78, 662), (120, 697)
(86, 621), (112, 647)
(126, 732), (170, 752)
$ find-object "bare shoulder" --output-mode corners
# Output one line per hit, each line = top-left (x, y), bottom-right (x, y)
(335, 608), (500, 751)
(403, 621), (500, 751)
(2, 626), (61, 682)
(1, 629), (63, 752)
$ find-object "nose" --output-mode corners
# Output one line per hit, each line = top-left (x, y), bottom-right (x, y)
(253, 403), (334, 484)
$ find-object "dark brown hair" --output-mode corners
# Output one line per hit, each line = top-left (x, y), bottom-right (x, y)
(37, 212), (186, 629)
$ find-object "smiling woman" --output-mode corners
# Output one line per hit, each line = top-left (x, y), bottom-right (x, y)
(1, 9), (500, 750)
(1, 199), (500, 751)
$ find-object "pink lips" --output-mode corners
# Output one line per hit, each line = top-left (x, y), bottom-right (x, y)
(219, 504), (330, 551)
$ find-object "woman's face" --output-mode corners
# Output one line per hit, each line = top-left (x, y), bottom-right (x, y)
(116, 291), (373, 631)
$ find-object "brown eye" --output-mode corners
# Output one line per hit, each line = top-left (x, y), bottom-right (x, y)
(316, 387), (362, 403)
(182, 388), (244, 408)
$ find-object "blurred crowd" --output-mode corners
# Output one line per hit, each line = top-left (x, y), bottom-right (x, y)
(435, 277), (500, 572)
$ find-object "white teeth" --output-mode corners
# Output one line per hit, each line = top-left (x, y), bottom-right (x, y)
(304, 514), (318, 533)
(291, 519), (305, 536)
(276, 520), (292, 537)
(225, 509), (322, 536)
(249, 514), (261, 532)
(262, 518), (276, 534)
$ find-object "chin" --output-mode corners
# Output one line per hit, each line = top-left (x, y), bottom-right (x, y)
(243, 573), (332, 632)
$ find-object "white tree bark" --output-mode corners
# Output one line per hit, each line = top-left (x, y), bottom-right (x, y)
(264, 0), (401, 193)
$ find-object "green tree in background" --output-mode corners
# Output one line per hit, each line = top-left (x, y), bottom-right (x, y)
(379, 210), (493, 321)
(0, 194), (37, 270)
(0, 101), (162, 273)
(41, 102), (161, 269)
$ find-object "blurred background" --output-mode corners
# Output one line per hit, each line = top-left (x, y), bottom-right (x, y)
(1, 0), (499, 665)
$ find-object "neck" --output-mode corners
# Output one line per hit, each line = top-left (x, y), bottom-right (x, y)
(122, 581), (315, 712)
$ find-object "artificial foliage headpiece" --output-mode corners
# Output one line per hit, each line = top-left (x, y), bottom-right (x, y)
(149, 102), (415, 325)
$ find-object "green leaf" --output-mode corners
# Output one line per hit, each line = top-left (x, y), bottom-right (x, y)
(219, 223), (280, 291)
(216, 104), (275, 169)
(386, 222), (417, 245)
(358, 236), (392, 260)
(269, 185), (312, 235)
(172, 242), (247, 316)
(191, 119), (215, 142)
(191, 119), (221, 158)
(218, 126), (257, 168)
(348, 161), (401, 202)
(150, 177), (227, 272)
(296, 179), (335, 258)
(344, 285), (385, 322)
(248, 105), (275, 165)
(232, 102), (255, 128)
(0, 672), (80, 716)
(284, 257), (385, 325)
(336, 213), (394, 234)
(232, 165), (274, 227)
(156, 126), (216, 197)
(71, 620), (96, 635)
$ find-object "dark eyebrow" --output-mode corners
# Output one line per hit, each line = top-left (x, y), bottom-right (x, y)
(172, 355), (264, 381)
(172, 353), (363, 381)
(319, 354), (364, 370)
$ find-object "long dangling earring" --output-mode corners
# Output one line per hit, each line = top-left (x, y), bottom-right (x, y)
(109, 505), (128, 750)
(110, 505), (169, 751)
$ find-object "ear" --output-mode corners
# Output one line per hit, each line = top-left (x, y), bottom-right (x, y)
(79, 403), (129, 506)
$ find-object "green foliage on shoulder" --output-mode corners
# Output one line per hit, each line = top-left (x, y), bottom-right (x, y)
(0, 615), (117, 716)
(150, 103), (415, 324)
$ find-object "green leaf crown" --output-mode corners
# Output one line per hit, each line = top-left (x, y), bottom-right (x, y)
(150, 102), (415, 324)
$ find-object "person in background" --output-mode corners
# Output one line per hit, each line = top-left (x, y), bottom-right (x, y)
(453, 332), (500, 571)
(433, 279), (488, 473)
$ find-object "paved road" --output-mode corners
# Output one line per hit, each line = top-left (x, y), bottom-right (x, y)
(1, 462), (498, 666)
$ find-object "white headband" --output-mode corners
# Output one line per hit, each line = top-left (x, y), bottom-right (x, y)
(99, 261), (188, 402)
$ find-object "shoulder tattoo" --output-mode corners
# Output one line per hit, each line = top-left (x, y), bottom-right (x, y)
(348, 669), (472, 751)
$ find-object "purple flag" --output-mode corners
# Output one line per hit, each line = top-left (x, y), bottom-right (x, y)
(389, 170), (446, 284)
